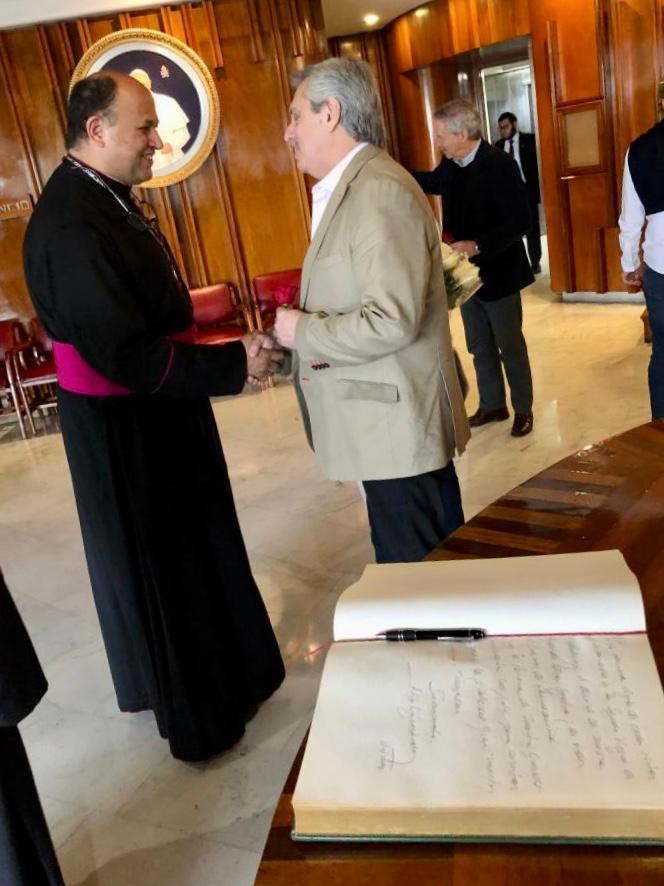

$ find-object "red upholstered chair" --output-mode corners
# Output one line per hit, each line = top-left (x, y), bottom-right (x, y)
(252, 269), (302, 331)
(12, 317), (58, 437)
(0, 318), (28, 438)
(189, 283), (250, 345)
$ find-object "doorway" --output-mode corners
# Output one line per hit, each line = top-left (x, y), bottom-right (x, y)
(422, 36), (547, 278)
(481, 62), (534, 145)
(478, 50), (547, 277)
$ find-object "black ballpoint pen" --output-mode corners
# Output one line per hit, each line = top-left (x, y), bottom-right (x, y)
(375, 628), (486, 642)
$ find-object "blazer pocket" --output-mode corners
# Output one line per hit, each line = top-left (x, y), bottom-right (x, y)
(337, 379), (400, 403)
(314, 253), (345, 269)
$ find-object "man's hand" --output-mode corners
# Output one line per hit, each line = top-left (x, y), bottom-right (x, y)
(241, 331), (284, 386)
(622, 269), (643, 288)
(274, 306), (302, 349)
(451, 240), (479, 258)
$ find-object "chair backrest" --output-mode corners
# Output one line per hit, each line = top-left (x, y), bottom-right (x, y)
(189, 283), (239, 328)
(0, 319), (22, 359)
(29, 317), (53, 354)
(252, 269), (302, 315)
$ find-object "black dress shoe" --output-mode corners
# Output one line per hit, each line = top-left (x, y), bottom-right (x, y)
(532, 264), (542, 275)
(468, 407), (509, 427)
(511, 412), (533, 437)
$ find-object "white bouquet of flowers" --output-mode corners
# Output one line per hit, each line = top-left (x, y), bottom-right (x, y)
(441, 241), (482, 309)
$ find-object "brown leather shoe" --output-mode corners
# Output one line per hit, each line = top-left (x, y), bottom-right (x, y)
(511, 412), (533, 437)
(468, 407), (509, 427)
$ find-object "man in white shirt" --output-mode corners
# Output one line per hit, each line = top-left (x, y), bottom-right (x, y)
(619, 89), (664, 419)
(273, 58), (469, 563)
(495, 112), (542, 275)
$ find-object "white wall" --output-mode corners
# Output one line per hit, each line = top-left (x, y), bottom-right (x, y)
(0, 0), (186, 29)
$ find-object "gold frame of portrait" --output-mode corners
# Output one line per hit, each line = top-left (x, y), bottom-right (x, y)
(70, 28), (220, 188)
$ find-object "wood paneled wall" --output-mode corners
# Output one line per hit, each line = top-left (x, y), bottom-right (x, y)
(4, 0), (661, 313)
(384, 0), (529, 74)
(331, 1), (529, 174)
(329, 32), (400, 159)
(529, 0), (606, 293)
(529, 0), (663, 293)
(338, 0), (663, 295)
(353, 2), (529, 184)
(0, 0), (326, 319)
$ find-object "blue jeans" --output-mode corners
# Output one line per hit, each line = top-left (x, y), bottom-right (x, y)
(460, 291), (533, 414)
(643, 265), (664, 420)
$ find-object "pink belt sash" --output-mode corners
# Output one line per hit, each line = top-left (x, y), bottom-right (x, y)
(53, 327), (196, 397)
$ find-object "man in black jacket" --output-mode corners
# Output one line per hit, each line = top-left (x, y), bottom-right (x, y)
(495, 111), (542, 274)
(411, 99), (534, 437)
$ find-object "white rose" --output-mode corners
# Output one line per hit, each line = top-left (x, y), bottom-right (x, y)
(442, 251), (460, 271)
(454, 256), (478, 279)
(455, 263), (479, 283)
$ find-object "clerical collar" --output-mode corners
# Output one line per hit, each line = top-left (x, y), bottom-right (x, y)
(64, 155), (132, 199)
(453, 141), (481, 168)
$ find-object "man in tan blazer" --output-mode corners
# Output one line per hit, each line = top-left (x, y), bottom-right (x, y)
(274, 58), (469, 563)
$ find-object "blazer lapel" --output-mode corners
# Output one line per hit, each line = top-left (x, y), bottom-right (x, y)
(300, 144), (382, 310)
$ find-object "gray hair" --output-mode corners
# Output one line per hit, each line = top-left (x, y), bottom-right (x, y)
(433, 99), (483, 140)
(291, 58), (386, 148)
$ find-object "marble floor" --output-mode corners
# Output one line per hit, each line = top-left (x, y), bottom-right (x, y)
(0, 274), (652, 885)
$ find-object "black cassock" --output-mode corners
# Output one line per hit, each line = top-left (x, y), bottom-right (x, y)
(23, 160), (285, 762)
(0, 568), (64, 885)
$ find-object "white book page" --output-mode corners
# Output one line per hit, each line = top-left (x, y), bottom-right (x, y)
(333, 550), (645, 641)
(294, 635), (664, 822)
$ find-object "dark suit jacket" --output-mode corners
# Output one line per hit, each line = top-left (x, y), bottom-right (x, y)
(495, 131), (540, 205)
(411, 140), (534, 301)
(0, 569), (47, 727)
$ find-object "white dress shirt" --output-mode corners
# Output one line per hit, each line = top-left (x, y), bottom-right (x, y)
(502, 131), (526, 183)
(310, 142), (368, 238)
(453, 141), (481, 168)
(619, 149), (664, 274)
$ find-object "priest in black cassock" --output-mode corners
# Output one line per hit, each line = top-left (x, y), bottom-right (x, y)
(23, 72), (286, 762)
(0, 568), (64, 885)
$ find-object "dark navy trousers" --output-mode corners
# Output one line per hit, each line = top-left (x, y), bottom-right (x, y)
(362, 461), (464, 563)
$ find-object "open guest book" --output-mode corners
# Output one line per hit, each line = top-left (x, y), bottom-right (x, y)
(292, 550), (664, 844)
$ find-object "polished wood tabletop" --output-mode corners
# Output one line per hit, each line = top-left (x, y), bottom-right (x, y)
(256, 422), (664, 885)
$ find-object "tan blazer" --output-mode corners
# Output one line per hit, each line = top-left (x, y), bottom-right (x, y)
(294, 144), (469, 482)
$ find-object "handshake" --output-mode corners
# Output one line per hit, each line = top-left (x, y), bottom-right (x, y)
(241, 330), (285, 386)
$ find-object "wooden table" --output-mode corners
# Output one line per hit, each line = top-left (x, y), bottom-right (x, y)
(256, 422), (664, 885)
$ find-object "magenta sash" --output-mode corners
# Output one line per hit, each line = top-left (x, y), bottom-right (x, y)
(53, 327), (196, 397)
